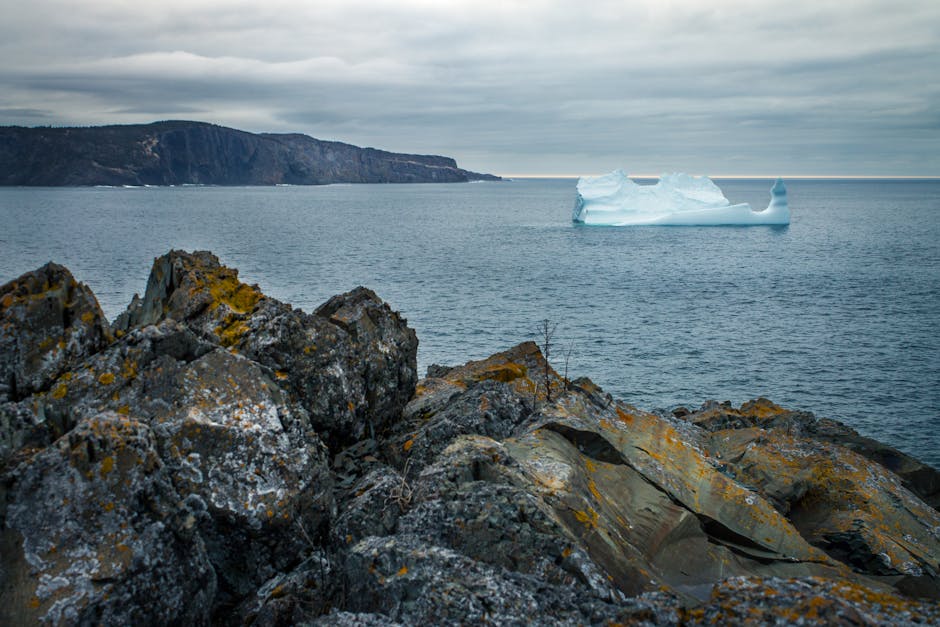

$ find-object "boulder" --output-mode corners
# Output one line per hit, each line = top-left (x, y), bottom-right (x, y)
(685, 397), (940, 510)
(0, 412), (215, 625)
(0, 262), (111, 403)
(114, 250), (417, 447)
(1, 319), (335, 607)
(341, 534), (679, 626)
(684, 576), (940, 625)
(386, 379), (532, 472)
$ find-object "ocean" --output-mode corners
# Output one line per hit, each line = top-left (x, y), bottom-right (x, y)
(1, 178), (938, 467)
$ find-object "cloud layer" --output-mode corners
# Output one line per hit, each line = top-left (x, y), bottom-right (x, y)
(1, 0), (938, 175)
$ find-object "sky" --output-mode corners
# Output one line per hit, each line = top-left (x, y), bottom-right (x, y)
(1, 0), (938, 176)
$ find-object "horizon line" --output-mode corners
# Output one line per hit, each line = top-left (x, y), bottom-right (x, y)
(497, 173), (940, 180)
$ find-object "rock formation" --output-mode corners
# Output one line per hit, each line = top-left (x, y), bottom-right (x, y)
(2, 252), (939, 625)
(0, 121), (501, 186)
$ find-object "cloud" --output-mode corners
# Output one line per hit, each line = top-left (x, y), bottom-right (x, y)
(0, 0), (937, 174)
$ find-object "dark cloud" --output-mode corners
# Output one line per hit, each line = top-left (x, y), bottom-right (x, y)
(0, 0), (937, 175)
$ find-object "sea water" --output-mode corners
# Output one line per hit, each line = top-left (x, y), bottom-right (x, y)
(1, 179), (938, 467)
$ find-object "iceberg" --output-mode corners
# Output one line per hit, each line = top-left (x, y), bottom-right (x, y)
(572, 170), (790, 226)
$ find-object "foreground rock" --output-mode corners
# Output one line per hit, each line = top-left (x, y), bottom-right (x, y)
(3, 253), (940, 625)
(114, 250), (418, 449)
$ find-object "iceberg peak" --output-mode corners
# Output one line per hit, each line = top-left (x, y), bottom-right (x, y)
(573, 171), (790, 226)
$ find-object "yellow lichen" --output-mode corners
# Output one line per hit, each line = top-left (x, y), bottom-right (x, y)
(98, 372), (115, 385)
(52, 383), (68, 399)
(121, 358), (138, 380)
(204, 271), (262, 314)
(100, 456), (115, 477)
(574, 508), (599, 529)
(587, 479), (602, 501)
(477, 362), (527, 383)
(214, 314), (250, 348)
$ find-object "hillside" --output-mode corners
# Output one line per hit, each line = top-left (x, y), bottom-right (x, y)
(0, 121), (500, 186)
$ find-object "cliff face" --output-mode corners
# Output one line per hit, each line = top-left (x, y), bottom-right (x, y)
(2, 252), (940, 625)
(0, 121), (500, 186)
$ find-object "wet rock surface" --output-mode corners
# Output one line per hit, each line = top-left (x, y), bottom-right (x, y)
(3, 252), (940, 625)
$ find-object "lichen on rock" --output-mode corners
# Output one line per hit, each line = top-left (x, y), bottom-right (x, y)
(2, 253), (939, 625)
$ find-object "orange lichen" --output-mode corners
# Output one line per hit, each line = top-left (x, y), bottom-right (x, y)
(614, 407), (634, 424)
(403, 438), (415, 452)
(274, 371), (288, 380)
(396, 566), (409, 577)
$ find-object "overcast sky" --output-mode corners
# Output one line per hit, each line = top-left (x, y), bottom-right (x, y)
(1, 0), (937, 175)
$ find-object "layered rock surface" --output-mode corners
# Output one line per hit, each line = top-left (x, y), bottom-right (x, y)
(2, 252), (939, 625)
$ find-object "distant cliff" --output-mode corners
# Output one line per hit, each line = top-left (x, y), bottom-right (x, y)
(0, 121), (501, 186)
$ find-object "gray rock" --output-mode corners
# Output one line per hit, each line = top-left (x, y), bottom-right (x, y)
(232, 551), (339, 626)
(114, 250), (418, 448)
(685, 576), (940, 625)
(386, 379), (532, 471)
(342, 534), (679, 626)
(2, 317), (336, 610)
(0, 262), (111, 403)
(332, 466), (405, 546)
(0, 412), (216, 625)
(684, 397), (940, 510)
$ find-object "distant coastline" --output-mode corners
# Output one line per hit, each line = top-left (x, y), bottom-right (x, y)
(0, 120), (501, 187)
(500, 174), (940, 180)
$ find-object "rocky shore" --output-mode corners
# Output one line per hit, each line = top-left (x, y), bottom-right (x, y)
(2, 251), (939, 625)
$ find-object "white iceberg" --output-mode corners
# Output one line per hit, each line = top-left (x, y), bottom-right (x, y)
(572, 170), (790, 226)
